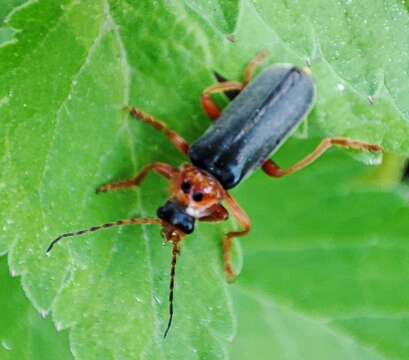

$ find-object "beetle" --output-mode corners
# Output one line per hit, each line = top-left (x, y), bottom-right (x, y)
(46, 52), (383, 337)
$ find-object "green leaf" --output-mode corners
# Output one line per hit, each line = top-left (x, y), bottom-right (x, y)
(0, 0), (28, 24)
(1, 1), (409, 359)
(1, 1), (233, 358)
(0, 1), (29, 47)
(0, 26), (16, 47)
(229, 288), (385, 360)
(183, 0), (240, 34)
(0, 256), (72, 360)
(202, 0), (409, 155)
(229, 140), (409, 360)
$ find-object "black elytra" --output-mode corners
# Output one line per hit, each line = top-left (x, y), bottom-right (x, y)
(189, 66), (315, 189)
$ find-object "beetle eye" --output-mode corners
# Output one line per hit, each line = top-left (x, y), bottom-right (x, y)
(181, 181), (191, 194)
(192, 192), (204, 202)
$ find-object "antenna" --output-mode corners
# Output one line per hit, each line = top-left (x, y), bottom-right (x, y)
(46, 218), (162, 254)
(163, 241), (180, 338)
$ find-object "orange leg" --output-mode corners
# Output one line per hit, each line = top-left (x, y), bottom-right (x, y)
(223, 194), (251, 282)
(263, 137), (383, 178)
(243, 50), (269, 86)
(127, 107), (190, 155)
(97, 162), (178, 193)
(201, 81), (243, 120)
(201, 51), (269, 121)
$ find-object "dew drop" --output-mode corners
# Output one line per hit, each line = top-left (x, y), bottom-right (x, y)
(1, 339), (12, 351)
(56, 321), (63, 332)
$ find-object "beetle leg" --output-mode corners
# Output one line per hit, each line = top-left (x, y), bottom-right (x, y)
(97, 162), (178, 193)
(201, 52), (269, 121)
(201, 81), (244, 121)
(127, 107), (190, 155)
(199, 204), (229, 222)
(262, 137), (383, 178)
(223, 194), (251, 282)
(243, 50), (269, 86)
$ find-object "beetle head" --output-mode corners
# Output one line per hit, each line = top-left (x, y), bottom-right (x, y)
(170, 164), (226, 218)
(157, 200), (195, 235)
